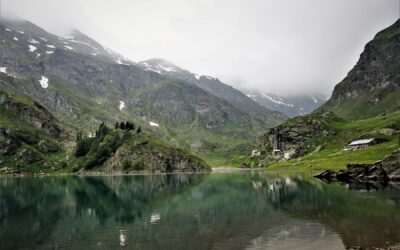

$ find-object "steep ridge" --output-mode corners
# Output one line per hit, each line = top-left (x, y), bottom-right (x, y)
(316, 19), (400, 119)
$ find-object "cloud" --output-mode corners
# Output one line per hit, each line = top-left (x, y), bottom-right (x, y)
(2, 0), (398, 96)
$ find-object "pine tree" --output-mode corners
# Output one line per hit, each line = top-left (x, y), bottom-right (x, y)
(120, 122), (125, 130)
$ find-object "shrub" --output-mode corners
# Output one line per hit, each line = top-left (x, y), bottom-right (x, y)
(132, 159), (145, 170)
(122, 159), (131, 170)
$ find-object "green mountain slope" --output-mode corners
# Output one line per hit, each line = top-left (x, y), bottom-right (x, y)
(317, 19), (400, 119)
(0, 83), (210, 173)
(0, 84), (68, 172)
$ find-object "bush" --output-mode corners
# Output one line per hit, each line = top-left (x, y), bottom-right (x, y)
(122, 159), (131, 170)
(132, 159), (145, 170)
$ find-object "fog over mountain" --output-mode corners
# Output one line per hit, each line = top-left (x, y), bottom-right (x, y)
(1, 0), (398, 96)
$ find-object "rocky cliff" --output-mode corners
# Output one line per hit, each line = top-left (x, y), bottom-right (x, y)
(0, 86), (65, 172)
(250, 112), (338, 164)
(317, 19), (400, 119)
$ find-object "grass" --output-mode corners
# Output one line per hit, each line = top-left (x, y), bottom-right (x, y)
(266, 111), (400, 171)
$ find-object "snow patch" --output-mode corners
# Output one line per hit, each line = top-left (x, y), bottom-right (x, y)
(64, 45), (74, 50)
(261, 93), (294, 107)
(158, 64), (176, 72)
(29, 39), (40, 44)
(0, 67), (7, 74)
(17, 30), (24, 34)
(40, 37), (48, 42)
(5, 28), (12, 32)
(13, 37), (18, 41)
(28, 45), (37, 52)
(310, 95), (318, 103)
(46, 44), (56, 48)
(149, 122), (159, 127)
(194, 74), (201, 80)
(46, 51), (54, 54)
(115, 59), (130, 65)
(91, 53), (97, 56)
(119, 101), (125, 111)
(36, 53), (41, 58)
(68, 39), (99, 51)
(39, 76), (49, 89)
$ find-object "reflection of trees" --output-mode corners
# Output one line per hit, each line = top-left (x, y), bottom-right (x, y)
(0, 173), (207, 250)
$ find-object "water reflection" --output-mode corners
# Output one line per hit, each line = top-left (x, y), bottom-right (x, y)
(0, 171), (399, 250)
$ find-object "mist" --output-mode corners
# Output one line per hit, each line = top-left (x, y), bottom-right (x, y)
(1, 0), (398, 96)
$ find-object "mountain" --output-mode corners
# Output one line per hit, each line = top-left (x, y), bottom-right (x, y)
(241, 90), (327, 117)
(0, 19), (285, 164)
(138, 58), (285, 120)
(244, 19), (400, 170)
(317, 19), (400, 120)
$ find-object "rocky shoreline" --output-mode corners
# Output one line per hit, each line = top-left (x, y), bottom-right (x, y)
(314, 150), (400, 183)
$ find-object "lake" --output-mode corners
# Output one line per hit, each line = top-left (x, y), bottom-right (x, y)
(1, 171), (399, 250)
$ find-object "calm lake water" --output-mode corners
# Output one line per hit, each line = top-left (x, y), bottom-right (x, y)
(1, 171), (400, 250)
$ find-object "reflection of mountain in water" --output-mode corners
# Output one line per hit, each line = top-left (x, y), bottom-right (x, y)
(0, 172), (399, 250)
(259, 173), (400, 249)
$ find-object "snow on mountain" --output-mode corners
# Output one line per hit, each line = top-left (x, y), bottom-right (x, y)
(243, 90), (327, 118)
(28, 45), (37, 52)
(139, 59), (181, 75)
(39, 76), (49, 89)
(119, 101), (125, 111)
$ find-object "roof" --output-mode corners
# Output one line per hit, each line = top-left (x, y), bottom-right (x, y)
(348, 138), (375, 146)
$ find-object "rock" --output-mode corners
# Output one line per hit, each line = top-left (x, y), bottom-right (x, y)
(314, 170), (335, 180)
(284, 149), (298, 160)
(37, 140), (59, 153)
(314, 150), (400, 183)
(0, 128), (20, 155)
(17, 148), (42, 164)
(262, 114), (337, 161)
(314, 145), (324, 152)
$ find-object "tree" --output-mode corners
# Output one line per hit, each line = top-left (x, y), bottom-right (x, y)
(136, 126), (141, 134)
(120, 122), (126, 130)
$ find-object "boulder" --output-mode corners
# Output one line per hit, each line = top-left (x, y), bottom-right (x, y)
(314, 150), (400, 183)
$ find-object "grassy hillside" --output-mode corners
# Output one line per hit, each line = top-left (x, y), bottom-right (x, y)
(267, 111), (400, 170)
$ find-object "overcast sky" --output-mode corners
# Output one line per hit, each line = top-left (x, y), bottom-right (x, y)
(2, 0), (399, 96)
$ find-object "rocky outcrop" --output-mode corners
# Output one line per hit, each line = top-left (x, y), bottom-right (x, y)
(314, 150), (400, 182)
(0, 89), (62, 136)
(104, 143), (210, 172)
(0, 88), (64, 171)
(263, 112), (337, 160)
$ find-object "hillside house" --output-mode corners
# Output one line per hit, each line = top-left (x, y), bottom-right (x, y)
(346, 138), (378, 151)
